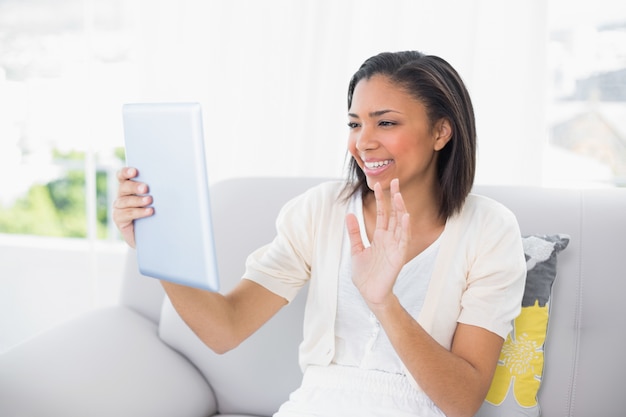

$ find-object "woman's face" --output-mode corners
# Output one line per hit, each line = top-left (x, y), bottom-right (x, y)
(347, 75), (451, 194)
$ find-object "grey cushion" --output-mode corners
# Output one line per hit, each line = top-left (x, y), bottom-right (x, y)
(0, 307), (215, 417)
(159, 294), (306, 417)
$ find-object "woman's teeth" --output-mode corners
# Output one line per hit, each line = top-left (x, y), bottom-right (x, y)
(365, 160), (391, 169)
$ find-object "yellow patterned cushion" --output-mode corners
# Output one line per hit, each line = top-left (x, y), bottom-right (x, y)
(477, 234), (569, 417)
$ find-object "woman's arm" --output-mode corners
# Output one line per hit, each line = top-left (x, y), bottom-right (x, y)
(346, 179), (503, 417)
(162, 279), (287, 353)
(112, 167), (287, 353)
(368, 298), (503, 417)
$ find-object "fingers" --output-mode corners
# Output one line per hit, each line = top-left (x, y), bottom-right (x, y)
(113, 194), (153, 210)
(112, 205), (153, 226)
(113, 187), (153, 219)
(389, 180), (410, 252)
(346, 213), (365, 255)
(373, 182), (388, 231)
(374, 179), (407, 231)
(117, 167), (149, 197)
(114, 167), (152, 214)
(392, 184), (408, 228)
(389, 178), (406, 214)
(112, 166), (154, 248)
(116, 166), (137, 181)
(113, 166), (153, 228)
(390, 178), (400, 196)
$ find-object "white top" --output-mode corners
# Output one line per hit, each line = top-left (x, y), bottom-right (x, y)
(244, 181), (526, 390)
(333, 193), (440, 373)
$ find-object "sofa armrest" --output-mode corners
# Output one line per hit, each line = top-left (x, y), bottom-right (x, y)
(0, 306), (216, 417)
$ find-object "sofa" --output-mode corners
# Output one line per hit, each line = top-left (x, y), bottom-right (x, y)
(1, 177), (625, 417)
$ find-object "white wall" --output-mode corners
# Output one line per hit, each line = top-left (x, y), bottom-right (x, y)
(0, 236), (126, 352)
(125, 0), (549, 186)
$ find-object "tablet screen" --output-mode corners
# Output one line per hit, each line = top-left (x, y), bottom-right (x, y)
(122, 102), (219, 292)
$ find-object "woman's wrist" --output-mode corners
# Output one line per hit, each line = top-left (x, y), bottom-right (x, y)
(366, 293), (401, 319)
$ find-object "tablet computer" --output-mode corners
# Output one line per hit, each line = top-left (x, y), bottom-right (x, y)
(122, 102), (219, 292)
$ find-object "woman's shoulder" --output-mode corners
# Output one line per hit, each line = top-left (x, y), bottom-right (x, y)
(449, 193), (520, 235)
(461, 193), (517, 220)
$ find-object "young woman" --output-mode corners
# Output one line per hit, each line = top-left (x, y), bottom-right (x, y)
(113, 51), (526, 417)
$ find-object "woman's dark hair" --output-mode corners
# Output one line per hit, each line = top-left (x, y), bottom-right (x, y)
(345, 51), (476, 219)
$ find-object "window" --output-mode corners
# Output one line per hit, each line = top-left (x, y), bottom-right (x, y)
(0, 0), (135, 352)
(0, 0), (132, 240)
(545, 0), (626, 187)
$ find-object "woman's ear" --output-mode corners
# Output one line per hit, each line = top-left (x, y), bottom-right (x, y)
(433, 118), (453, 151)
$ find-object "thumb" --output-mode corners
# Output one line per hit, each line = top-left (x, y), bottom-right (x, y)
(346, 213), (365, 255)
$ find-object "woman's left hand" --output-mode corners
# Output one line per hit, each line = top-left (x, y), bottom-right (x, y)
(346, 178), (410, 308)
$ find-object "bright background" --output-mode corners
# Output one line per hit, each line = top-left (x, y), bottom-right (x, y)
(1, 0), (625, 352)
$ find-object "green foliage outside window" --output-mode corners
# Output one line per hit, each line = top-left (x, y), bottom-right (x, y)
(0, 148), (124, 239)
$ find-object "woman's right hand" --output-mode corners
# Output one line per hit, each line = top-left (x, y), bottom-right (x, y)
(112, 167), (154, 248)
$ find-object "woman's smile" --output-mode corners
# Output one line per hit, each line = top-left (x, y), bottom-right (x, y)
(362, 159), (394, 176)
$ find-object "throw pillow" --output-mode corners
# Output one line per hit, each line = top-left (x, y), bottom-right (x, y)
(478, 234), (570, 417)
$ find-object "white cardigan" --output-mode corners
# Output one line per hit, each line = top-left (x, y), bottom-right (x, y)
(244, 181), (526, 383)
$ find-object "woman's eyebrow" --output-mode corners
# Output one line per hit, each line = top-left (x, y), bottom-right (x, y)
(348, 109), (400, 119)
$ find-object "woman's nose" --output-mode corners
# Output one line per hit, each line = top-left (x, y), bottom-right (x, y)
(355, 126), (378, 151)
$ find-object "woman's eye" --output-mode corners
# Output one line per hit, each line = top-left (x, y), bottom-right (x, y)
(379, 120), (396, 127)
(347, 122), (360, 129)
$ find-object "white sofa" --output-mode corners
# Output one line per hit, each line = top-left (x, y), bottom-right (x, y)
(1, 177), (625, 417)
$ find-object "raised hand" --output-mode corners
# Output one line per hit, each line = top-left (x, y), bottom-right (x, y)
(112, 167), (154, 247)
(346, 179), (410, 308)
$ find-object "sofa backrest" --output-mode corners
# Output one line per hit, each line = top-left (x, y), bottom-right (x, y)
(120, 178), (626, 417)
(119, 248), (165, 323)
(473, 186), (626, 417)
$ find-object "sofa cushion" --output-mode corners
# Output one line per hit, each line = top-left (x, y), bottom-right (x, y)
(0, 307), (215, 417)
(159, 292), (307, 417)
(478, 234), (570, 417)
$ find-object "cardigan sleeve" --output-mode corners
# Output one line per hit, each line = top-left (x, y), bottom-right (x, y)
(242, 188), (316, 303)
(457, 196), (527, 339)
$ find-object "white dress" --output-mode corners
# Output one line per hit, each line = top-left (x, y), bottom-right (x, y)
(274, 194), (446, 417)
